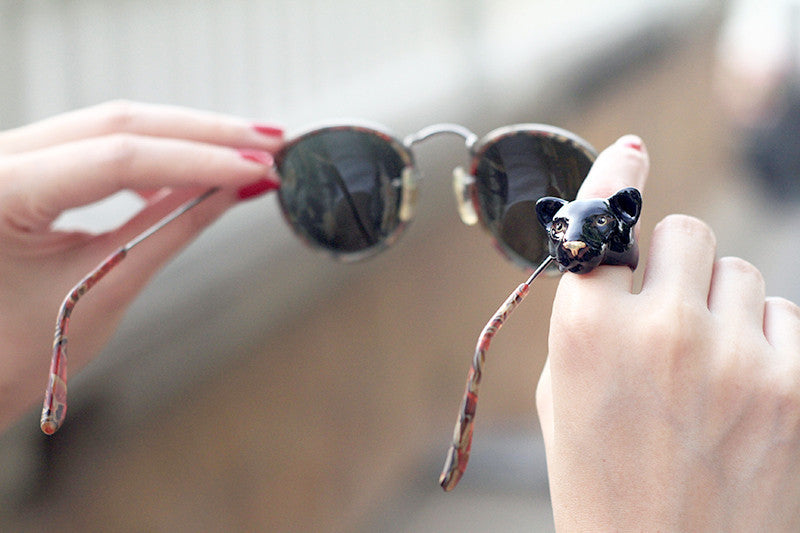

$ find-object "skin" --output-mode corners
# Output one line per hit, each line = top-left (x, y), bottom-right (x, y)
(537, 136), (800, 531)
(0, 101), (283, 432)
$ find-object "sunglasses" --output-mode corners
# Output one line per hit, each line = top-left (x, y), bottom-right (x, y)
(40, 121), (596, 435)
(276, 121), (595, 266)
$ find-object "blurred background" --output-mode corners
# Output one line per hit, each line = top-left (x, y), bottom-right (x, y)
(2, 0), (798, 531)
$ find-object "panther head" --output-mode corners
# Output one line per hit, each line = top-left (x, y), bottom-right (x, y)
(535, 187), (642, 274)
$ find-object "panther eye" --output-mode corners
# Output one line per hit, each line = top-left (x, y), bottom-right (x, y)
(594, 215), (613, 227)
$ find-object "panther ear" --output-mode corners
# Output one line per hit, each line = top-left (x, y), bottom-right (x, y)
(535, 197), (568, 228)
(608, 187), (642, 226)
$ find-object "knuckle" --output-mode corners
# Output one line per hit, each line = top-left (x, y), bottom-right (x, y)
(549, 295), (605, 355)
(551, 281), (609, 335)
(659, 292), (706, 328)
(654, 214), (717, 249)
(774, 376), (800, 410)
(764, 374), (800, 442)
(646, 297), (708, 360)
(712, 337), (761, 384)
(716, 256), (764, 283)
(95, 133), (141, 174)
(94, 99), (140, 133)
(767, 296), (800, 321)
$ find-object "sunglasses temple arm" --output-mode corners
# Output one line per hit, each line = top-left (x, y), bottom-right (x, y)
(124, 187), (220, 250)
(40, 187), (220, 435)
(439, 255), (554, 491)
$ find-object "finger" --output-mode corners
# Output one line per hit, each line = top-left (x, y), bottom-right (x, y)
(0, 100), (283, 154)
(641, 214), (717, 305)
(708, 256), (766, 329)
(763, 297), (800, 353)
(575, 134), (649, 200)
(0, 135), (278, 232)
(558, 135), (649, 291)
(536, 358), (555, 452)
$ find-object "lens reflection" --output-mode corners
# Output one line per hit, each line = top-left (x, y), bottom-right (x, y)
(277, 128), (411, 258)
(473, 131), (594, 267)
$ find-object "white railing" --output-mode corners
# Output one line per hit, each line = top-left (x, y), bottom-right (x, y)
(1, 0), (707, 129)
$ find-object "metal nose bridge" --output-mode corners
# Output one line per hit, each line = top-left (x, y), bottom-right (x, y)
(403, 123), (478, 150)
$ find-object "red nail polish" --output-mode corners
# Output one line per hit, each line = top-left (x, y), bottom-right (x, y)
(238, 148), (274, 166)
(618, 135), (644, 152)
(624, 140), (643, 151)
(237, 178), (280, 200)
(253, 124), (284, 138)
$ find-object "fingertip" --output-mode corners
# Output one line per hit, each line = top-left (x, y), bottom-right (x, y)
(576, 134), (649, 200)
(616, 134), (646, 154)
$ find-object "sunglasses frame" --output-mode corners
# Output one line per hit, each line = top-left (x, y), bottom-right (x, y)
(274, 120), (417, 263)
(461, 123), (597, 268)
(274, 120), (597, 267)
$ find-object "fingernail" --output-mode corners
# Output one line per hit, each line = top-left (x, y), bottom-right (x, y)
(618, 134), (644, 152)
(238, 148), (274, 166)
(237, 178), (280, 201)
(253, 123), (284, 138)
(237, 149), (280, 200)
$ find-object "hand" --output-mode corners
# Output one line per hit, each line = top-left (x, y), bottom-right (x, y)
(536, 136), (800, 530)
(0, 101), (283, 432)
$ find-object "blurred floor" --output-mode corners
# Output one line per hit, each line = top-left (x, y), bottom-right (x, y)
(361, 430), (555, 532)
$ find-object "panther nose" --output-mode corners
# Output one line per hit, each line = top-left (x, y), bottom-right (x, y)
(562, 240), (587, 258)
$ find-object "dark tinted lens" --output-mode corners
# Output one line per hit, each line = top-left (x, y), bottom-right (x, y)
(473, 130), (594, 267)
(277, 128), (411, 259)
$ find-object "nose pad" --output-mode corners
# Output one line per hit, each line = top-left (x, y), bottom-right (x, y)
(398, 167), (418, 222)
(452, 166), (478, 226)
(562, 240), (588, 258)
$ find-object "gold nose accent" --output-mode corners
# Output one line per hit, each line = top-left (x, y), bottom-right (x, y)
(452, 166), (478, 226)
(562, 241), (587, 257)
(398, 167), (418, 222)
